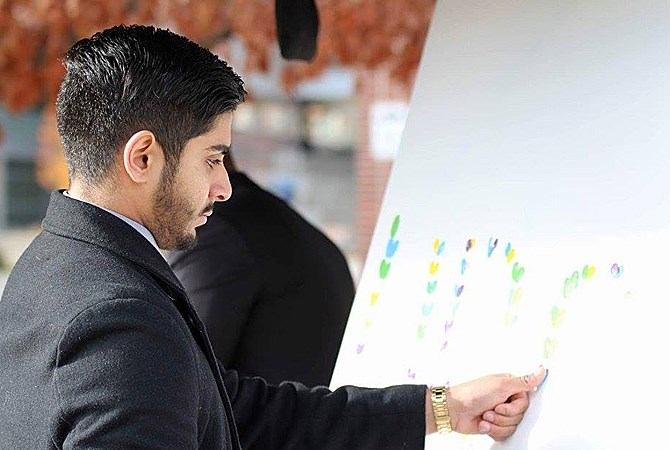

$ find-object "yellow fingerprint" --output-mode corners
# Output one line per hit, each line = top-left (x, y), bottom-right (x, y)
(544, 337), (558, 359)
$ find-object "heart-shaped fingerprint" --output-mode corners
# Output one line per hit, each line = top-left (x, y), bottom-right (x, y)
(544, 337), (558, 359)
(356, 344), (365, 354)
(390, 215), (400, 238)
(582, 264), (596, 280)
(417, 324), (427, 339)
(611, 263), (624, 278)
(551, 305), (565, 328)
(454, 284), (464, 297)
(487, 238), (499, 258)
(563, 271), (580, 299)
(460, 258), (468, 275)
(422, 303), (434, 317)
(434, 240), (446, 256)
(444, 319), (454, 333)
(505, 242), (512, 256)
(407, 368), (416, 380)
(364, 319), (373, 329)
(466, 238), (476, 252)
(379, 259), (391, 279)
(429, 261), (440, 275)
(508, 287), (523, 306)
(386, 239), (400, 258)
(427, 280), (438, 294)
(512, 262), (525, 282)
(440, 340), (449, 351)
(370, 292), (379, 306)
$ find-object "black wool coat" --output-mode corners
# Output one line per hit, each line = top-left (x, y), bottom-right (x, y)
(0, 191), (426, 449)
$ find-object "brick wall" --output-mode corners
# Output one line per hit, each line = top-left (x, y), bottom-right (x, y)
(354, 68), (412, 269)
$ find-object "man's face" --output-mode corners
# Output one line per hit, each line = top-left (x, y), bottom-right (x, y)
(148, 113), (233, 250)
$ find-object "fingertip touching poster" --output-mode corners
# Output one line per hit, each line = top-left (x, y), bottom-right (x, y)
(330, 1), (670, 448)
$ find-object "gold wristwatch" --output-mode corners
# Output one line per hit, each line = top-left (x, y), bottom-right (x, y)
(430, 385), (453, 434)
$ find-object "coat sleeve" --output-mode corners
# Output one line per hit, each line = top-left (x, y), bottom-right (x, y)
(223, 365), (427, 450)
(53, 298), (201, 449)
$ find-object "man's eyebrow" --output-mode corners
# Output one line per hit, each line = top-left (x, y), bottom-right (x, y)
(205, 144), (230, 155)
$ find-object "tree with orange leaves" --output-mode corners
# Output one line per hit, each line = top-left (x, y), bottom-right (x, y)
(0, 0), (434, 188)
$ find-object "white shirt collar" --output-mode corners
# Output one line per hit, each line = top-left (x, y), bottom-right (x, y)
(62, 191), (161, 252)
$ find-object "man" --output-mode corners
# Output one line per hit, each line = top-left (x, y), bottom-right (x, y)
(0, 25), (546, 449)
(168, 149), (356, 387)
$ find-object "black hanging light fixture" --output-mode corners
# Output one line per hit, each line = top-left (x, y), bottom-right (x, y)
(275, 0), (319, 61)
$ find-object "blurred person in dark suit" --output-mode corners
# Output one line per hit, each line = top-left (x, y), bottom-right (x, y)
(168, 150), (355, 387)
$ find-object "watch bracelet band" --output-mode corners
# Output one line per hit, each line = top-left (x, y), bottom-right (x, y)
(430, 385), (453, 434)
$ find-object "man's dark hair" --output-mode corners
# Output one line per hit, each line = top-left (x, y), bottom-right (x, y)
(56, 24), (246, 184)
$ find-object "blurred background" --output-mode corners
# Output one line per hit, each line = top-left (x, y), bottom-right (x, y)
(0, 0), (435, 293)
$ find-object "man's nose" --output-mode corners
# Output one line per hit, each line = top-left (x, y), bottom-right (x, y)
(211, 167), (232, 202)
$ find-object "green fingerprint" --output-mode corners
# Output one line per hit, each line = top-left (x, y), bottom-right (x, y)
(390, 215), (400, 238)
(562, 271), (580, 299)
(512, 262), (525, 283)
(380, 259), (391, 279)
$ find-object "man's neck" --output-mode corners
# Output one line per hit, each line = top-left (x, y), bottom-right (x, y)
(68, 180), (145, 227)
(64, 185), (161, 252)
(67, 184), (107, 206)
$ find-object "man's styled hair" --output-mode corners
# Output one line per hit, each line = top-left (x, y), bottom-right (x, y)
(56, 24), (246, 184)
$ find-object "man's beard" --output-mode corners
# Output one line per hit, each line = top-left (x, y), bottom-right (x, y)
(150, 170), (204, 251)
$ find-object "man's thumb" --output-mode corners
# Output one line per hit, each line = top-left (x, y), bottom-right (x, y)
(515, 365), (548, 391)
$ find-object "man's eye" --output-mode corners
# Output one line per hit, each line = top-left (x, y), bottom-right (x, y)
(207, 158), (224, 167)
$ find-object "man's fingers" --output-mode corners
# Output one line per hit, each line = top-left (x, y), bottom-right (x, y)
(476, 367), (546, 441)
(483, 409), (524, 428)
(494, 392), (529, 416)
(478, 420), (518, 441)
(513, 365), (547, 392)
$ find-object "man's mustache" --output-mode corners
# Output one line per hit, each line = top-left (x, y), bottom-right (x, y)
(201, 204), (214, 215)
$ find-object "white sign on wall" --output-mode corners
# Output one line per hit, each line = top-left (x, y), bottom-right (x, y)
(369, 101), (409, 161)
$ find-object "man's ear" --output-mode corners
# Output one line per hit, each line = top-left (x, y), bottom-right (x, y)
(122, 130), (162, 184)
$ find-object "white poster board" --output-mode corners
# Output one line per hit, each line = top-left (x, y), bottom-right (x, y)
(331, 1), (670, 448)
